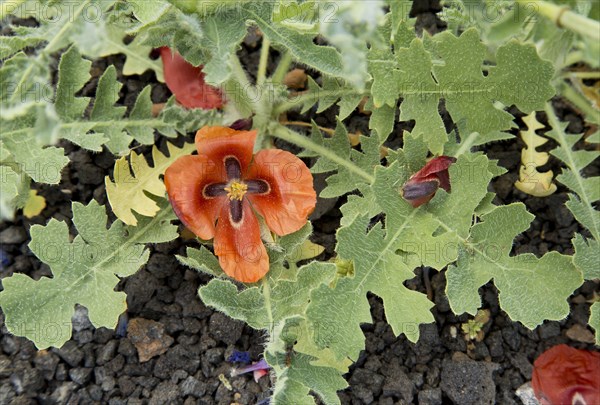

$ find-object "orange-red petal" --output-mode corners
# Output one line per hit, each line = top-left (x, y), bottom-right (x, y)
(245, 149), (316, 236)
(164, 155), (226, 240)
(159, 47), (224, 109)
(532, 344), (600, 405)
(195, 126), (258, 172)
(213, 202), (269, 283)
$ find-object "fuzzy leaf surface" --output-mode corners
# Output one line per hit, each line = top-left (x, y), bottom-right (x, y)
(446, 204), (582, 328)
(544, 105), (600, 279)
(0, 200), (178, 349)
(367, 28), (555, 153)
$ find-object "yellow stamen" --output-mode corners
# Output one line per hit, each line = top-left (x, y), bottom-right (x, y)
(224, 181), (248, 201)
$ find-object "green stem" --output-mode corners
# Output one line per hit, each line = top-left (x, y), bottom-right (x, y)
(559, 83), (600, 125)
(562, 51), (584, 67)
(562, 71), (600, 79)
(256, 37), (271, 87)
(230, 54), (252, 91)
(516, 0), (600, 41)
(270, 124), (375, 183)
(226, 54), (254, 116)
(272, 52), (293, 84)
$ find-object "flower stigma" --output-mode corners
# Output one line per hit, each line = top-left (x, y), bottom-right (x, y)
(224, 181), (248, 201)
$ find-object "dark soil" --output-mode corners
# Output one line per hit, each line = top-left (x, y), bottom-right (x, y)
(1, 2), (599, 405)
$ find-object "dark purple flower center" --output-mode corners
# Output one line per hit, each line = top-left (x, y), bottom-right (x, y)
(203, 156), (269, 224)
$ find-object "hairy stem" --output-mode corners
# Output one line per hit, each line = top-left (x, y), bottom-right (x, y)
(225, 54), (254, 116)
(562, 71), (600, 79)
(272, 52), (293, 84)
(516, 0), (600, 41)
(559, 82), (600, 125)
(281, 120), (335, 136)
(256, 37), (271, 87)
(270, 124), (375, 183)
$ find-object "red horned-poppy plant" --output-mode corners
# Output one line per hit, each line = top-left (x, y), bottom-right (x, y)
(165, 126), (317, 283)
(532, 344), (600, 405)
(159, 47), (225, 109)
(401, 156), (457, 208)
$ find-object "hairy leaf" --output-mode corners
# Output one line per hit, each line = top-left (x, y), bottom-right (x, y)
(446, 203), (582, 328)
(299, 120), (379, 198)
(242, 3), (345, 83)
(0, 199), (178, 349)
(363, 28), (555, 152)
(545, 105), (600, 280)
(98, 25), (165, 82)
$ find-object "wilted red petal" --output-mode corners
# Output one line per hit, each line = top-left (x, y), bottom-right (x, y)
(410, 156), (456, 183)
(532, 344), (600, 405)
(164, 155), (225, 240)
(213, 202), (269, 283)
(159, 47), (224, 109)
(401, 156), (456, 208)
(195, 126), (258, 172)
(245, 149), (316, 236)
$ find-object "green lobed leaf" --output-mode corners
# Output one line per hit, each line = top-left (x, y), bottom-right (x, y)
(296, 76), (363, 117)
(266, 317), (348, 405)
(197, 12), (247, 85)
(446, 203), (583, 328)
(137, 6), (206, 66)
(193, 232), (346, 403)
(97, 25), (165, 82)
(0, 143), (31, 221)
(365, 28), (555, 154)
(544, 104), (600, 280)
(299, 120), (379, 198)
(0, 199), (178, 349)
(242, 3), (346, 82)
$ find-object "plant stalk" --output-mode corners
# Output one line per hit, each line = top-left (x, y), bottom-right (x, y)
(559, 82), (600, 125)
(225, 54), (254, 116)
(516, 0), (600, 41)
(272, 52), (293, 84)
(256, 37), (271, 87)
(270, 124), (375, 183)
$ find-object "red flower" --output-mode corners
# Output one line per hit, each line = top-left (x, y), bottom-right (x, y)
(164, 126), (316, 283)
(159, 47), (224, 109)
(401, 156), (456, 208)
(532, 344), (600, 405)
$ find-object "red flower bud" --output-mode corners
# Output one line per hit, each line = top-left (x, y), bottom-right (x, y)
(532, 344), (600, 405)
(401, 156), (456, 208)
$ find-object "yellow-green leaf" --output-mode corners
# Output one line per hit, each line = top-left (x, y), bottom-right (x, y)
(23, 190), (46, 218)
(105, 142), (195, 225)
